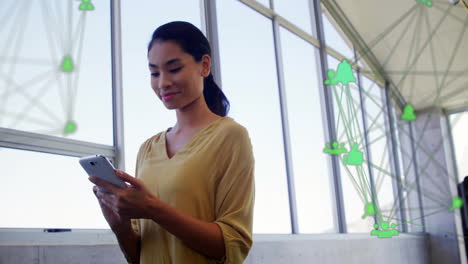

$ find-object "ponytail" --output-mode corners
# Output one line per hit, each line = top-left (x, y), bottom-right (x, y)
(203, 73), (230, 117)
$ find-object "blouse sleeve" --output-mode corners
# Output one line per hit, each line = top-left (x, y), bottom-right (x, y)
(130, 138), (151, 239)
(129, 139), (147, 236)
(212, 126), (255, 264)
(125, 138), (150, 264)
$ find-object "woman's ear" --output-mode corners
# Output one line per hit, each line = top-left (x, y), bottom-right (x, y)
(201, 54), (211, 77)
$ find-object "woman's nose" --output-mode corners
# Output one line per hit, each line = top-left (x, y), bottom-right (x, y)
(158, 72), (172, 89)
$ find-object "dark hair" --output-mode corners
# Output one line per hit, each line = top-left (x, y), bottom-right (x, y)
(147, 21), (230, 117)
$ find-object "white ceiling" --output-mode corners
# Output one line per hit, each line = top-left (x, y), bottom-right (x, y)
(332, 0), (468, 111)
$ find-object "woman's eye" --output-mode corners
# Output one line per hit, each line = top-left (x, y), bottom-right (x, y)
(170, 67), (182, 73)
(151, 67), (181, 77)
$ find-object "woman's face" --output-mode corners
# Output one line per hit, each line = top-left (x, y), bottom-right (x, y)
(148, 40), (210, 110)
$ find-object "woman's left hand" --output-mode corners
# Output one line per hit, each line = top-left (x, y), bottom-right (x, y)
(89, 170), (160, 219)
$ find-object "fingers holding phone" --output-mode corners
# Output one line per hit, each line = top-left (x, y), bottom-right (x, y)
(92, 185), (130, 231)
(80, 154), (135, 232)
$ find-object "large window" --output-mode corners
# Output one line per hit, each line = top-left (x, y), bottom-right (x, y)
(361, 76), (396, 227)
(321, 12), (354, 62)
(280, 27), (335, 233)
(394, 103), (422, 232)
(0, 148), (107, 228)
(0, 0), (113, 145)
(327, 55), (374, 232)
(273, 0), (313, 34)
(121, 0), (203, 178)
(217, 0), (291, 233)
(0, 0), (408, 235)
(0, 0), (113, 228)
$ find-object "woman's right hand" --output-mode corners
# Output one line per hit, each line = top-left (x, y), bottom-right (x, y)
(93, 185), (132, 233)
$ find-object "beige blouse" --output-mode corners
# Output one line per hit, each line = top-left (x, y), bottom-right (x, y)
(128, 116), (255, 264)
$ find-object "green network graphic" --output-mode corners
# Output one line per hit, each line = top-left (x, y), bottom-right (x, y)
(416, 0), (433, 7)
(323, 141), (347, 155)
(61, 55), (75, 73)
(450, 196), (464, 212)
(1, 0), (468, 245)
(324, 59), (356, 86)
(0, 0), (95, 136)
(371, 221), (400, 238)
(401, 104), (416, 122)
(342, 143), (363, 166)
(323, 0), (468, 241)
(362, 202), (376, 219)
(79, 0), (95, 11)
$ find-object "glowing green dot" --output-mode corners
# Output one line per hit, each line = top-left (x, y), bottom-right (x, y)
(415, 0), (433, 7)
(362, 202), (377, 219)
(381, 221), (389, 230)
(450, 196), (463, 211)
(60, 56), (74, 72)
(64, 120), (77, 135)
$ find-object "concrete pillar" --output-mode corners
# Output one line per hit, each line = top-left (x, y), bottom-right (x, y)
(408, 108), (463, 264)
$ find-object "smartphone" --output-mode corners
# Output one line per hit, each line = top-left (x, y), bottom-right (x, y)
(79, 154), (126, 192)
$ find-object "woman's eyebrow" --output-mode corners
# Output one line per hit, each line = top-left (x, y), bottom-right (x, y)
(149, 58), (182, 69)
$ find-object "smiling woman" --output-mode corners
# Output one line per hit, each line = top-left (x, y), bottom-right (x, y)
(90, 21), (255, 264)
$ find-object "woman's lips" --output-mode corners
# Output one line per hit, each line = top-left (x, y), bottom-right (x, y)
(163, 93), (178, 101)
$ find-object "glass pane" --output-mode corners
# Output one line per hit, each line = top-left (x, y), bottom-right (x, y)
(256, 0), (270, 8)
(218, 0), (291, 233)
(450, 112), (468, 179)
(322, 12), (354, 62)
(121, 1), (202, 177)
(0, 148), (107, 228)
(274, 0), (312, 34)
(394, 103), (421, 232)
(355, 53), (368, 70)
(280, 27), (335, 233)
(361, 76), (397, 229)
(0, 0), (113, 145)
(327, 55), (374, 232)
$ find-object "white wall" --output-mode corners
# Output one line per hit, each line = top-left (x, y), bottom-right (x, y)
(0, 232), (428, 264)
